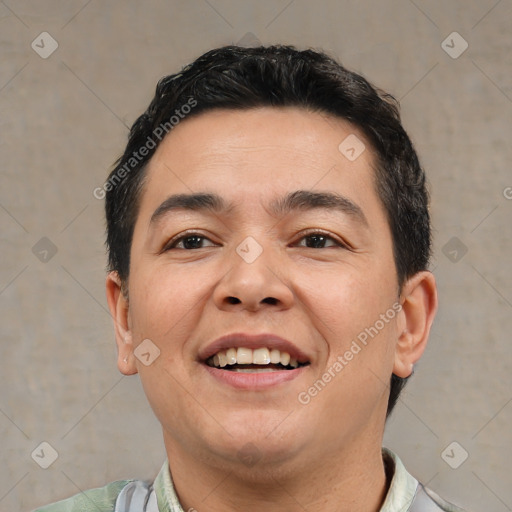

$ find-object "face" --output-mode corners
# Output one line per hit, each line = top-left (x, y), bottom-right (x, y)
(108, 107), (429, 474)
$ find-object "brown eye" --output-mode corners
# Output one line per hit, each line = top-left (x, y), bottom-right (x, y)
(296, 231), (346, 249)
(164, 233), (216, 250)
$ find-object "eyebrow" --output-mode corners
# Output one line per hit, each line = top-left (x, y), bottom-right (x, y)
(150, 190), (368, 227)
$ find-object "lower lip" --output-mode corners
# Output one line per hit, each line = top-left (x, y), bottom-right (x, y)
(202, 364), (308, 390)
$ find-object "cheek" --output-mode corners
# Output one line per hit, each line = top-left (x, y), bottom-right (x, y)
(127, 263), (213, 342)
(297, 262), (399, 408)
(298, 265), (399, 426)
(297, 261), (397, 341)
(127, 266), (216, 428)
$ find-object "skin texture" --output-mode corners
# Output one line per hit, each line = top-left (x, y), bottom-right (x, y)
(106, 107), (438, 512)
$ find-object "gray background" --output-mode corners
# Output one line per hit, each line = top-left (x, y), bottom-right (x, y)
(1, 1), (511, 511)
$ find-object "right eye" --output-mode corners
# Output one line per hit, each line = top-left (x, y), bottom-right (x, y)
(163, 232), (217, 251)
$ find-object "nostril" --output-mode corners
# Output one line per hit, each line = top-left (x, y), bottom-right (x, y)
(227, 297), (240, 304)
(263, 297), (278, 305)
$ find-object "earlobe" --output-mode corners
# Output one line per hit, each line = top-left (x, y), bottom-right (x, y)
(105, 272), (138, 376)
(393, 271), (438, 378)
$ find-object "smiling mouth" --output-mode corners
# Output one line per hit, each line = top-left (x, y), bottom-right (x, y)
(205, 347), (310, 372)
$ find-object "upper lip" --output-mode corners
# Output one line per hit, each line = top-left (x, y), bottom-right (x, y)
(198, 333), (310, 364)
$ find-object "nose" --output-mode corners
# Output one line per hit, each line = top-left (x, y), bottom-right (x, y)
(212, 238), (294, 313)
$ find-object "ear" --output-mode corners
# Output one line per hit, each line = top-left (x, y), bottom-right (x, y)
(393, 271), (438, 378)
(105, 271), (138, 376)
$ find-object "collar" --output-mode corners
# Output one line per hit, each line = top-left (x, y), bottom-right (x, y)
(380, 447), (419, 511)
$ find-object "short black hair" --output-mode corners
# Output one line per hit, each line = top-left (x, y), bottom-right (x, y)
(104, 44), (431, 417)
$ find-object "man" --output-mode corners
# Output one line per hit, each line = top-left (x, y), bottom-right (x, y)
(35, 45), (468, 511)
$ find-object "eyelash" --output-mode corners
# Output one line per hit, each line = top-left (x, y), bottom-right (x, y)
(163, 229), (349, 251)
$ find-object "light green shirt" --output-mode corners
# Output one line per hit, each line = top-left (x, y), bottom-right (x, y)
(33, 448), (465, 511)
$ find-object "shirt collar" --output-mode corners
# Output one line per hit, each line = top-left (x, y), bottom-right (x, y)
(380, 447), (419, 511)
(153, 459), (183, 512)
(153, 447), (418, 512)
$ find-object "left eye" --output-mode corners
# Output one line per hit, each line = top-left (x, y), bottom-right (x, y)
(295, 233), (344, 249)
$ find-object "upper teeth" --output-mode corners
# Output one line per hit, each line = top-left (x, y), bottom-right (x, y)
(210, 347), (299, 368)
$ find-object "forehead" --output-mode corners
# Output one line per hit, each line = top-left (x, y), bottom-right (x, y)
(151, 107), (370, 170)
(136, 107), (385, 227)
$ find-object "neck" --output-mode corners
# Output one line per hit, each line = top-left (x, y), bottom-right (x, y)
(163, 433), (389, 512)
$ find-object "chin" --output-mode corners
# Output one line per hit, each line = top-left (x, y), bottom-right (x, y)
(210, 441), (304, 481)
(203, 416), (306, 469)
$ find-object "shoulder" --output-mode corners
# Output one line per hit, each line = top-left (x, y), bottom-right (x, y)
(383, 447), (469, 512)
(32, 479), (134, 512)
(420, 485), (469, 512)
